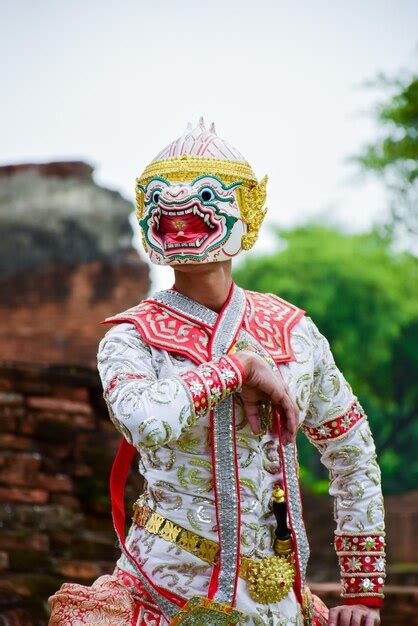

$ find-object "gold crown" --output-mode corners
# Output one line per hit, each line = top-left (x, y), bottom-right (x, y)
(135, 154), (267, 250)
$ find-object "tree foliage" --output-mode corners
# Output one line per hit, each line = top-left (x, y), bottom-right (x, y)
(234, 226), (418, 494)
(354, 71), (418, 237)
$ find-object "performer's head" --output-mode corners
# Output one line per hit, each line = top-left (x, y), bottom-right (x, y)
(136, 118), (267, 266)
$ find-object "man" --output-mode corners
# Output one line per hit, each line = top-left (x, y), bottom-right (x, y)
(49, 119), (385, 625)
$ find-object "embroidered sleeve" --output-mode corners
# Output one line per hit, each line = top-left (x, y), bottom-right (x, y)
(97, 324), (243, 450)
(302, 318), (386, 607)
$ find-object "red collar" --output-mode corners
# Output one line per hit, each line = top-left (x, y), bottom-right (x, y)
(101, 289), (304, 365)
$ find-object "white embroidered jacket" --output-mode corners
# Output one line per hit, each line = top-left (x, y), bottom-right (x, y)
(97, 292), (385, 625)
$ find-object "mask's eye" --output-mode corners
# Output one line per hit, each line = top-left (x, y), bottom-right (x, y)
(200, 188), (215, 203)
(152, 191), (161, 204)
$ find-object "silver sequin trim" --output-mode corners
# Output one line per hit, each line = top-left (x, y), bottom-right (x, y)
(153, 289), (217, 326)
(210, 286), (246, 604)
(155, 286), (245, 605)
(237, 329), (311, 585)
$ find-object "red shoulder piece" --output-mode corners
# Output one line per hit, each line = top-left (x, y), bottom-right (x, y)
(243, 290), (305, 363)
(101, 290), (304, 365)
(100, 300), (210, 364)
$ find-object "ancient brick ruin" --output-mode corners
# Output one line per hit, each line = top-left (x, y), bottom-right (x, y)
(0, 361), (142, 624)
(0, 161), (149, 624)
(0, 161), (150, 367)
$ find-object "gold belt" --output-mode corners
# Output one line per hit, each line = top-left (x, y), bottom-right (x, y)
(132, 501), (296, 605)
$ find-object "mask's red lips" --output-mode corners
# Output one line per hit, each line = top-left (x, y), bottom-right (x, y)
(153, 204), (218, 251)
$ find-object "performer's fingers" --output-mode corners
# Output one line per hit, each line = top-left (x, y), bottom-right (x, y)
(338, 609), (352, 626)
(277, 393), (299, 443)
(244, 403), (262, 435)
(350, 610), (363, 626)
(260, 376), (299, 441)
(364, 613), (380, 626)
(328, 606), (339, 626)
(329, 607), (351, 626)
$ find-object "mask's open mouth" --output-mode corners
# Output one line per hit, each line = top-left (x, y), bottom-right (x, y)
(151, 203), (221, 253)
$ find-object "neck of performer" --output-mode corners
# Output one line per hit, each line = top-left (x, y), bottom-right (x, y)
(173, 260), (233, 313)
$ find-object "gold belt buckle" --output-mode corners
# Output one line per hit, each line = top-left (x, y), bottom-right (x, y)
(245, 555), (295, 604)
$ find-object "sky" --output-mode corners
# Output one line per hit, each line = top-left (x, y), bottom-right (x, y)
(1, 0), (417, 290)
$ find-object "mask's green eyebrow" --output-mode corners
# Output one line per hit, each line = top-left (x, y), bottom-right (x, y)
(139, 176), (171, 193)
(191, 174), (242, 191)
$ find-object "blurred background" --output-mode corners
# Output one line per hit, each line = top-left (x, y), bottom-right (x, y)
(0, 1), (417, 624)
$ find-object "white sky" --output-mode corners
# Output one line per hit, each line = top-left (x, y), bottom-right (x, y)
(1, 0), (417, 290)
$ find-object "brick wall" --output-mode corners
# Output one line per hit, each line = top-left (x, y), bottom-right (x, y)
(0, 159), (151, 368)
(0, 253), (150, 367)
(0, 361), (142, 625)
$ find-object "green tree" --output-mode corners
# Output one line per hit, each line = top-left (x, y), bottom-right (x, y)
(354, 70), (418, 237)
(234, 226), (418, 494)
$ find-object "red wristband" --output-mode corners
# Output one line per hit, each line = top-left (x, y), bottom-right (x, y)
(227, 353), (247, 384)
(343, 597), (383, 608)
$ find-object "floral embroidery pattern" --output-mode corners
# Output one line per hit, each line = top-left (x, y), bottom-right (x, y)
(303, 400), (365, 442)
(335, 533), (386, 601)
(179, 355), (244, 419)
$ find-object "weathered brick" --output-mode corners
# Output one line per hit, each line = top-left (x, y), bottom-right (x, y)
(72, 413), (95, 430)
(38, 441), (72, 459)
(0, 393), (25, 429)
(0, 550), (10, 571)
(0, 609), (34, 626)
(72, 463), (93, 477)
(0, 579), (20, 602)
(0, 434), (32, 451)
(0, 503), (84, 532)
(50, 493), (80, 509)
(8, 548), (53, 573)
(55, 559), (101, 580)
(0, 531), (49, 552)
(26, 396), (92, 415)
(0, 451), (41, 473)
(0, 391), (24, 406)
(35, 473), (73, 493)
(0, 378), (13, 392)
(0, 469), (38, 487)
(0, 486), (48, 504)
(50, 385), (89, 402)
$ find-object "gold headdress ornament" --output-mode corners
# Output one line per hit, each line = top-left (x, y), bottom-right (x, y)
(136, 151), (268, 250)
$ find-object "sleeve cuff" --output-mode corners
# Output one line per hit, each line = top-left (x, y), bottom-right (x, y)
(178, 354), (244, 420)
(226, 353), (247, 384)
(343, 597), (383, 607)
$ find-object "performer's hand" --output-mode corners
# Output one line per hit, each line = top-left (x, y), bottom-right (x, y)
(234, 351), (299, 443)
(328, 604), (380, 626)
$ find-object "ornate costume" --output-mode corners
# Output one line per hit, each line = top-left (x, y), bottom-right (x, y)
(49, 120), (385, 625)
